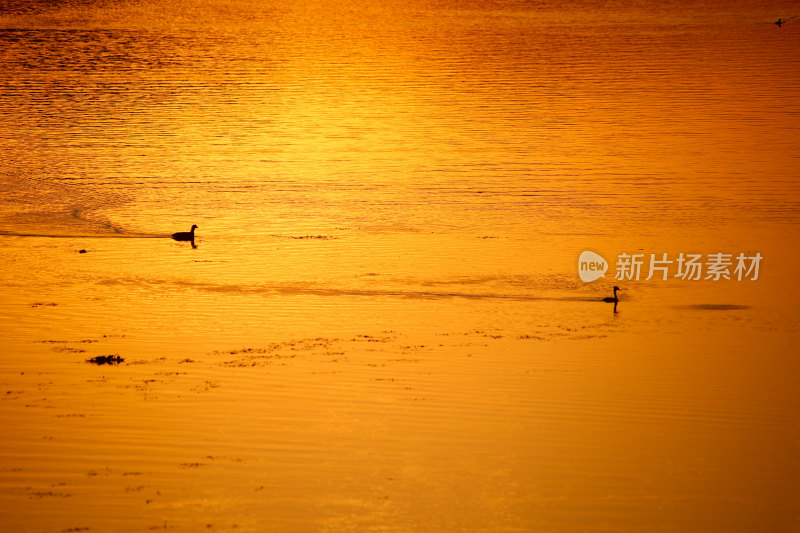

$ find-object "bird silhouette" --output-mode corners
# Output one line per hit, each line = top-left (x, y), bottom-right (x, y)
(774, 16), (797, 27)
(602, 286), (622, 303)
(171, 224), (198, 242)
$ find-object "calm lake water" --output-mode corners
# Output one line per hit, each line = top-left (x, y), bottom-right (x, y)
(1, 0), (799, 531)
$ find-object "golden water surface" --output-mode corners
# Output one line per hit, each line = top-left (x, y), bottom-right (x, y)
(1, 0), (799, 531)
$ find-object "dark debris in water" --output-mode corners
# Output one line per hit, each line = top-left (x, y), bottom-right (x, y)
(86, 354), (125, 366)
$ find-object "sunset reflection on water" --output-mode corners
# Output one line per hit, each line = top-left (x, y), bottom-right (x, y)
(1, 0), (799, 531)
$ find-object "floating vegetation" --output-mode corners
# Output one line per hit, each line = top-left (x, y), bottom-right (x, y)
(28, 490), (71, 499)
(86, 354), (125, 366)
(39, 339), (99, 344)
(470, 330), (503, 339)
(215, 338), (339, 367)
(190, 380), (220, 393)
(52, 346), (86, 353)
(222, 352), (296, 368)
(352, 334), (395, 343)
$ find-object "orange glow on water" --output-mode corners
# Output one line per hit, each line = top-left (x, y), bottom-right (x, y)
(1, 0), (800, 531)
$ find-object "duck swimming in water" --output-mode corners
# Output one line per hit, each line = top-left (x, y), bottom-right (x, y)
(171, 224), (198, 242)
(602, 286), (622, 303)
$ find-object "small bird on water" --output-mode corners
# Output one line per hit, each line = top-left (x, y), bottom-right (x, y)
(602, 286), (623, 303)
(775, 16), (797, 27)
(171, 224), (198, 242)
